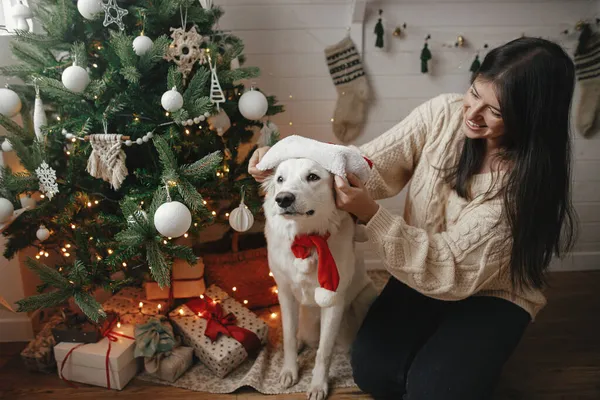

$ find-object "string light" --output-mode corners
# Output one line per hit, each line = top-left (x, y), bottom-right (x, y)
(185, 129), (190, 135)
(66, 151), (71, 155)
(211, 211), (217, 216)
(107, 249), (113, 254)
(40, 194), (45, 199)
(71, 224), (76, 229)
(289, 122), (293, 126)
(71, 138), (76, 143)
(134, 117), (140, 122)
(139, 301), (143, 310)
(35, 255), (40, 259)
(165, 112), (170, 117)
(194, 223), (198, 227)
(168, 237), (172, 240)
(184, 233), (189, 238)
(39, 250), (44, 256)
(270, 312), (277, 319)
(273, 287), (279, 294)
(203, 200), (207, 205)
(66, 244), (71, 248)
(157, 304), (162, 310)
(117, 322), (121, 328)
(163, 240), (168, 244)
(179, 309), (184, 315)
(269, 272), (274, 277)
(87, 202), (92, 207)
(94, 95), (98, 99)
(140, 201), (144, 205)
(92, 63), (98, 68)
(89, 236), (94, 240)
(96, 255), (102, 260)
(225, 213), (230, 218)
(58, 267), (63, 272)
(243, 300), (248, 305)
(62, 248), (67, 253)
(200, 295), (204, 299)
(289, 95), (293, 99)
(56, 116), (61, 121)
(122, 262), (127, 267)
(232, 286), (237, 292)
(44, 252), (49, 257)
(331, 118), (334, 122)
(94, 200), (99, 205)
(64, 252), (70, 257)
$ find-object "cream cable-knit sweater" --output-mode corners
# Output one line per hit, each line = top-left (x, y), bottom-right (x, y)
(358, 93), (546, 319)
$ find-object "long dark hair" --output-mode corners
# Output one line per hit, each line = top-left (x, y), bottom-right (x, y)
(449, 37), (577, 290)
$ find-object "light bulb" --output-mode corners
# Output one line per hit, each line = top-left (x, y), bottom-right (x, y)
(269, 272), (274, 277)
(203, 200), (207, 205)
(71, 224), (76, 229)
(122, 262), (127, 267)
(44, 252), (49, 257)
(66, 244), (71, 248)
(270, 313), (277, 319)
(157, 304), (162, 310)
(243, 300), (248, 305)
(117, 322), (121, 328)
(62, 248), (67, 253)
(92, 63), (98, 68)
(225, 213), (230, 217)
(87, 202), (92, 207)
(212, 211), (217, 216)
(35, 255), (40, 259)
(179, 309), (184, 315)
(94, 200), (99, 205)
(198, 312), (203, 317)
(64, 252), (70, 257)
(232, 287), (237, 292)
(184, 233), (189, 238)
(139, 302), (143, 308)
(71, 138), (76, 143)
(107, 249), (113, 254)
(163, 240), (167, 244)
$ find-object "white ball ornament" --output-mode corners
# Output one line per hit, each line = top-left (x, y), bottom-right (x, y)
(133, 35), (153, 56)
(62, 65), (90, 93)
(238, 89), (268, 121)
(0, 198), (15, 224)
(19, 194), (36, 209)
(161, 87), (184, 112)
(36, 225), (50, 242)
(0, 88), (22, 117)
(154, 201), (192, 238)
(77, 0), (104, 20)
(2, 139), (13, 152)
(229, 200), (254, 232)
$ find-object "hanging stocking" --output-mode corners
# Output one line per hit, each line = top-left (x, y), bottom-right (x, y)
(324, 36), (370, 143)
(574, 24), (600, 137)
(86, 134), (128, 190)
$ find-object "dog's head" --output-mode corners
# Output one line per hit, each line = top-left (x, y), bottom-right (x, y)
(262, 158), (338, 227)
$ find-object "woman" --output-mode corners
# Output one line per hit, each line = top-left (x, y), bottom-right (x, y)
(248, 37), (577, 399)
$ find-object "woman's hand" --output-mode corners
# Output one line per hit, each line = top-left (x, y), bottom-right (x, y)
(248, 146), (272, 182)
(334, 173), (380, 223)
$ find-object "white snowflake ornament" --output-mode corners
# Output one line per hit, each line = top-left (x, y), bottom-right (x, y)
(35, 161), (59, 200)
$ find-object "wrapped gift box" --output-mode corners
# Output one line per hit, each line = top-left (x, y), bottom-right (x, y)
(54, 324), (140, 390)
(144, 258), (206, 300)
(169, 285), (268, 378)
(21, 314), (63, 373)
(102, 287), (167, 326)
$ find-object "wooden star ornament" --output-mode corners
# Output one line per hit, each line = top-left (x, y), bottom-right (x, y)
(102, 0), (129, 31)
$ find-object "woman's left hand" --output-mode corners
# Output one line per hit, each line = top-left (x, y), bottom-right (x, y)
(334, 173), (380, 223)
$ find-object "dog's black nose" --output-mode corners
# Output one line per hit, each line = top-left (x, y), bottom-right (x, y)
(275, 192), (295, 208)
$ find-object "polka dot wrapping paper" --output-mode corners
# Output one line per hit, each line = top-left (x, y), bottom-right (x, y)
(102, 287), (168, 326)
(169, 285), (269, 378)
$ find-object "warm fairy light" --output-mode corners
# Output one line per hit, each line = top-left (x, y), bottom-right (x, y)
(270, 313), (277, 319)
(184, 233), (189, 238)
(95, 200), (99, 205)
(122, 262), (127, 267)
(58, 267), (63, 272)
(200, 295), (204, 299)
(194, 223), (198, 227)
(163, 240), (167, 244)
(56, 116), (61, 121)
(168, 237), (172, 240)
(44, 252), (49, 257)
(71, 138), (76, 143)
(62, 248), (67, 253)
(64, 252), (70, 257)
(39, 250), (44, 255)
(94, 95), (98, 100)
(243, 300), (248, 305)
(212, 300), (217, 305)
(87, 202), (92, 207)
(211, 211), (217, 216)
(35, 255), (40, 259)
(97, 46), (102, 50)
(107, 249), (113, 254)
(66, 244), (71, 248)
(71, 224), (76, 229)
(216, 172), (221, 177)
(117, 322), (121, 328)
(69, 280), (74, 284)
(273, 287), (279, 294)
(289, 122), (293, 126)
(225, 213), (230, 218)
(179, 309), (184, 315)
(165, 112), (170, 116)
(96, 255), (102, 260)
(232, 287), (237, 292)
(185, 129), (190, 135)
(203, 200), (207, 205)
(92, 63), (98, 68)
(40, 194), (45, 199)
(331, 118), (334, 122)
(134, 117), (140, 122)
(89, 236), (94, 240)
(289, 95), (293, 99)
(140, 201), (144, 205)
(66, 151), (71, 155)
(139, 301), (144, 308)
(269, 272), (274, 277)
(198, 312), (203, 317)
(157, 304), (162, 310)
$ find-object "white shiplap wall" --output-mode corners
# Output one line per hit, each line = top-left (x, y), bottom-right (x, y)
(219, 0), (600, 271)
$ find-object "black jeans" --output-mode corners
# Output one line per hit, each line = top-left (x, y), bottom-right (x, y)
(351, 276), (531, 400)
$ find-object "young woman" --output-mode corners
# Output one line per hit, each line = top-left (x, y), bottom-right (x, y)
(249, 37), (577, 399)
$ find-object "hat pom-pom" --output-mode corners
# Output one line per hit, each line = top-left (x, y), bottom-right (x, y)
(315, 288), (339, 308)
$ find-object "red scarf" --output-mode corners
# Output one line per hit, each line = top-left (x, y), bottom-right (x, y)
(291, 233), (339, 293)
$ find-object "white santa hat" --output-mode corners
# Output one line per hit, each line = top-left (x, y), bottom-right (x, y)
(255, 135), (372, 183)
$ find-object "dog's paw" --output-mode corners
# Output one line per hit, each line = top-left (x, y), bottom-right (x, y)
(307, 381), (329, 400)
(279, 367), (299, 389)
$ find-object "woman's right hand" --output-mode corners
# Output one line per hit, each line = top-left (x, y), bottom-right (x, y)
(248, 146), (272, 182)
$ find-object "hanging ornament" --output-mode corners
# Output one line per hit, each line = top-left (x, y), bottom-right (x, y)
(230, 56), (240, 70)
(161, 87), (184, 112)
(208, 109), (231, 136)
(393, 23), (407, 38)
(229, 190), (254, 232)
(86, 120), (128, 190)
(374, 9), (384, 49)
(1, 139), (13, 152)
(33, 87), (48, 142)
(470, 54), (481, 82)
(77, 0), (103, 20)
(239, 88), (268, 121)
(258, 120), (279, 147)
(0, 198), (15, 224)
(19, 193), (36, 209)
(0, 88), (22, 117)
(133, 35), (153, 56)
(199, 0), (213, 9)
(455, 35), (465, 47)
(154, 201), (192, 238)
(102, 0), (128, 31)
(209, 55), (225, 107)
(62, 64), (90, 93)
(35, 161), (59, 200)
(36, 225), (50, 242)
(164, 26), (207, 82)
(421, 35), (432, 74)
(11, 1), (33, 32)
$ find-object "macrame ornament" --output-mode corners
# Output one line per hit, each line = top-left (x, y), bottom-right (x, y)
(86, 134), (128, 190)
(164, 26), (206, 82)
(33, 87), (47, 142)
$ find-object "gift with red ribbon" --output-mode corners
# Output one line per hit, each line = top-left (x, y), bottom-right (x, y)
(169, 285), (268, 378)
(53, 317), (140, 390)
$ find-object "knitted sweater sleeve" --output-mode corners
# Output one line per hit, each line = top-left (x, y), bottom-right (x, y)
(366, 202), (510, 300)
(356, 96), (446, 200)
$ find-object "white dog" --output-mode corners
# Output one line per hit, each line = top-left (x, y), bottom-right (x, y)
(262, 158), (377, 400)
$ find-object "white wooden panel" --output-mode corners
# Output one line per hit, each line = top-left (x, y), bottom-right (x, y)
(573, 161), (600, 182)
(573, 140), (600, 160)
(573, 241), (600, 252)
(579, 222), (600, 242)
(575, 203), (600, 223)
(573, 182), (600, 203)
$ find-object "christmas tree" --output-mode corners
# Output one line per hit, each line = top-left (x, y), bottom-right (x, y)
(0, 0), (282, 322)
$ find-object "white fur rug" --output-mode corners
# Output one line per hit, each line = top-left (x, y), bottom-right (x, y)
(136, 271), (390, 394)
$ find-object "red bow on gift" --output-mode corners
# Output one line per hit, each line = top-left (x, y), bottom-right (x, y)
(185, 296), (262, 356)
(60, 316), (134, 390)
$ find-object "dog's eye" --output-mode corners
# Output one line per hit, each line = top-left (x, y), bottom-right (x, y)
(307, 173), (320, 182)
(277, 176), (284, 183)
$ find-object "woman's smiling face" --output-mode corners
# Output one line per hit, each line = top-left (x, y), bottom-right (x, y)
(462, 79), (505, 142)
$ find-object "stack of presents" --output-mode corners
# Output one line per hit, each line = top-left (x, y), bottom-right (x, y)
(20, 257), (271, 390)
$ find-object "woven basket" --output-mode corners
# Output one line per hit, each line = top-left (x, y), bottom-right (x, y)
(202, 237), (278, 310)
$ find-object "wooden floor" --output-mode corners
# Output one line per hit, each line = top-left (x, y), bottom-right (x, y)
(1, 271), (599, 400)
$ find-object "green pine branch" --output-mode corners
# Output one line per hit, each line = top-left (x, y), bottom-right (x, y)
(73, 292), (106, 323)
(219, 67), (260, 84)
(146, 241), (171, 287)
(16, 290), (72, 314)
(25, 258), (69, 290)
(181, 150), (222, 182)
(167, 66), (184, 93)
